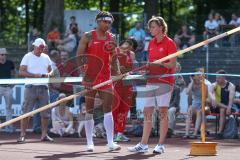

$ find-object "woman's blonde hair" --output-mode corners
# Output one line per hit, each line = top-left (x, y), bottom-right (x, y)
(147, 16), (168, 34)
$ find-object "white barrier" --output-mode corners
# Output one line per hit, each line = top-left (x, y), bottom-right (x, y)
(0, 85), (24, 116)
(0, 85), (84, 117)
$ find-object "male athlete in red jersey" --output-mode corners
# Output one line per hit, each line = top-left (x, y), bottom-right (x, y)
(77, 11), (121, 152)
(112, 39), (136, 142)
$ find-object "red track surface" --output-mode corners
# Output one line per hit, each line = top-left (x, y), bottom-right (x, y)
(0, 133), (239, 160)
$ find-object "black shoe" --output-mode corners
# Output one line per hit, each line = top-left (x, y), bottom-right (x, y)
(48, 132), (60, 138)
(17, 136), (26, 143)
(41, 135), (54, 142)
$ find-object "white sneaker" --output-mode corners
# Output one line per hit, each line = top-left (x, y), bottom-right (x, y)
(128, 143), (149, 153)
(107, 143), (121, 152)
(153, 144), (165, 154)
(86, 144), (94, 152)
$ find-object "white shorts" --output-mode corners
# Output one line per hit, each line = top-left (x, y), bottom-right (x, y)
(143, 83), (172, 108)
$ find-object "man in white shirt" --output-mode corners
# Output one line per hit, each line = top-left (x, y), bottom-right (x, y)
(203, 14), (219, 47)
(228, 13), (240, 47)
(17, 38), (53, 143)
(229, 13), (239, 27)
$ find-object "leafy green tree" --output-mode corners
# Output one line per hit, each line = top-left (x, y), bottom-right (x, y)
(1, 0), (240, 46)
(43, 0), (64, 38)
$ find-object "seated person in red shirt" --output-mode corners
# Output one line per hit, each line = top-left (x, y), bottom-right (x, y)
(57, 51), (79, 95)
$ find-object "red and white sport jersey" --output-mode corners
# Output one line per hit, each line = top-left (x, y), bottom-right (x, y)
(116, 48), (133, 71)
(84, 30), (113, 89)
(147, 35), (177, 85)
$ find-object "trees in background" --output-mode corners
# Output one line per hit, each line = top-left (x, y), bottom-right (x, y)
(43, 0), (64, 38)
(1, 0), (240, 46)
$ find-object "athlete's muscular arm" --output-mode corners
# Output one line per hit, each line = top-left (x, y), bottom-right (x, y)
(110, 35), (121, 75)
(76, 32), (92, 69)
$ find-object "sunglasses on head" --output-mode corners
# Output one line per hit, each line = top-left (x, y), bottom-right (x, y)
(0, 54), (6, 56)
(38, 44), (45, 49)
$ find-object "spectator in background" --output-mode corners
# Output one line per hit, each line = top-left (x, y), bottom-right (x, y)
(143, 26), (151, 62)
(128, 22), (146, 63)
(134, 40), (145, 63)
(203, 13), (219, 48)
(128, 22), (146, 42)
(47, 26), (60, 50)
(167, 81), (180, 138)
(214, 13), (226, 26)
(184, 69), (208, 139)
(29, 27), (40, 51)
(210, 70), (235, 139)
(29, 28), (40, 44)
(109, 24), (117, 34)
(70, 24), (81, 55)
(229, 13), (239, 27)
(18, 38), (54, 143)
(58, 51), (79, 95)
(228, 13), (240, 47)
(56, 27), (77, 55)
(167, 63), (184, 138)
(48, 50), (61, 103)
(50, 93), (74, 137)
(174, 25), (195, 49)
(232, 85), (240, 113)
(0, 48), (16, 133)
(66, 16), (80, 33)
(174, 62), (186, 91)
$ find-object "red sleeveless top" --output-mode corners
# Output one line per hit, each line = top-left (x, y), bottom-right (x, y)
(116, 48), (133, 71)
(83, 30), (112, 89)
